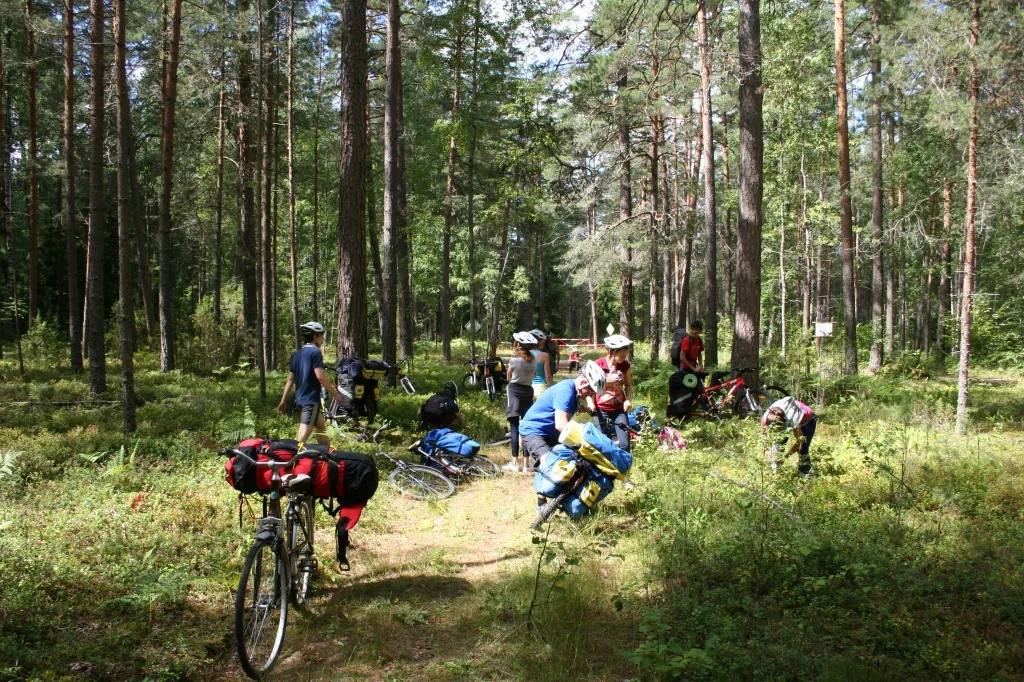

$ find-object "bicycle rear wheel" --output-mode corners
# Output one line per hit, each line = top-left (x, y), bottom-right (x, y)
(235, 539), (289, 679)
(287, 497), (315, 608)
(389, 464), (456, 500)
(462, 454), (501, 478)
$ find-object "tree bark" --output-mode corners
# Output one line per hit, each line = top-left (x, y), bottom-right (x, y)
(732, 0), (763, 385)
(86, 0), (107, 394)
(616, 39), (634, 338)
(63, 0), (83, 371)
(381, 0), (403, 377)
(466, 0), (482, 359)
(697, 0), (718, 366)
(955, 0), (979, 435)
(24, 0), (39, 321)
(834, 0), (858, 375)
(285, 0), (299, 350)
(157, 0), (182, 371)
(648, 114), (662, 364)
(213, 48), (226, 325)
(336, 0), (369, 358)
(113, 0), (136, 433)
(678, 122), (700, 328)
(937, 178), (952, 351)
(311, 17), (325, 322)
(867, 0), (885, 373)
(440, 29), (462, 361)
(258, 0), (275, 372)
(237, 0), (258, 335)
(486, 199), (513, 357)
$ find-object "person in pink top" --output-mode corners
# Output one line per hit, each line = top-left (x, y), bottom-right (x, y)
(596, 334), (634, 400)
(761, 396), (817, 476)
(593, 370), (633, 450)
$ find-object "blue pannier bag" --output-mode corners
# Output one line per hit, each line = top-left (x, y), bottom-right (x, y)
(561, 469), (615, 519)
(421, 428), (480, 458)
(562, 421), (633, 479)
(533, 444), (578, 497)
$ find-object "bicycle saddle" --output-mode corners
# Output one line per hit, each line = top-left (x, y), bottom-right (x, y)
(284, 473), (313, 494)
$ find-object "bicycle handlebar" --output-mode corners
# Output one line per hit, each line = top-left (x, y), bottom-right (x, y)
(220, 447), (324, 468)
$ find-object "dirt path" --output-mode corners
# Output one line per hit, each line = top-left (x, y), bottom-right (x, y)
(218, 449), (553, 681)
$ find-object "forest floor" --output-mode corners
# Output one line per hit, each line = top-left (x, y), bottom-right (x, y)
(2, 342), (1024, 680)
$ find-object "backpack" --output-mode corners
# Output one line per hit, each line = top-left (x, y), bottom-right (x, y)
(336, 357), (392, 422)
(658, 426), (688, 450)
(420, 428), (480, 459)
(670, 328), (686, 367)
(419, 385), (460, 428)
(667, 370), (699, 418)
(311, 449), (379, 505)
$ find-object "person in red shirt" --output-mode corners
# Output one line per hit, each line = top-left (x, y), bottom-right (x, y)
(593, 370), (633, 450)
(678, 320), (705, 375)
(596, 334), (634, 399)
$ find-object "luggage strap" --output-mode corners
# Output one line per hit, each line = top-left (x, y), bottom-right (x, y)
(237, 493), (256, 530)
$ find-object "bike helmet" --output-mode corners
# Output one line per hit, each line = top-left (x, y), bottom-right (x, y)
(442, 380), (459, 398)
(512, 331), (539, 345)
(530, 329), (547, 341)
(604, 334), (633, 350)
(300, 321), (325, 336)
(579, 360), (607, 394)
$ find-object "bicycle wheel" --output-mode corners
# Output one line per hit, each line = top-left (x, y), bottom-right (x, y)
(287, 497), (315, 608)
(531, 492), (568, 531)
(462, 372), (477, 389)
(389, 464), (456, 500)
(462, 454), (501, 478)
(235, 539), (289, 679)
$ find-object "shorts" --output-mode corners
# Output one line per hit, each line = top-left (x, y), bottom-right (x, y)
(506, 382), (535, 419)
(521, 434), (558, 466)
(298, 402), (322, 426)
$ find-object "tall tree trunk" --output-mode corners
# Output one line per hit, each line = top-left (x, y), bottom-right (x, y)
(648, 114), (662, 364)
(588, 198), (599, 343)
(440, 29), (462, 361)
(867, 0), (885, 373)
(285, 0), (299, 350)
(937, 177), (952, 351)
(113, 0), (136, 433)
(64, 0), (83, 371)
(85, 0), (107, 394)
(336, 0), (369, 358)
(127, 127), (156, 340)
(800, 153), (811, 331)
(396, 133), (413, 359)
(311, 17), (325, 321)
(778, 174), (787, 359)
(721, 115), (734, 320)
(834, 0), (858, 375)
(259, 0), (275, 372)
(24, 0), (39, 321)
(237, 2), (258, 336)
(157, 0), (182, 372)
(466, 0), (482, 359)
(732, 0), (763, 384)
(955, 0), (979, 435)
(380, 0), (403, 377)
(616, 40), (634, 338)
(884, 114), (896, 355)
(697, 0), (718, 366)
(486, 199), (513, 357)
(214, 48), (227, 325)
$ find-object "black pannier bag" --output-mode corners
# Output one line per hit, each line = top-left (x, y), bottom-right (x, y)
(335, 357), (392, 422)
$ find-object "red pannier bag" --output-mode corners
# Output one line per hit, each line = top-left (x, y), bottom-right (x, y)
(224, 438), (315, 494)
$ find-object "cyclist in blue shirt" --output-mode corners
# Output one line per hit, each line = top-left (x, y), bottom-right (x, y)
(519, 361), (606, 470)
(277, 321), (343, 445)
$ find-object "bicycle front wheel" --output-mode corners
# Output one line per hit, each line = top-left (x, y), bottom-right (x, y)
(287, 497), (315, 608)
(462, 454), (501, 479)
(235, 539), (289, 679)
(532, 492), (568, 531)
(389, 464), (456, 500)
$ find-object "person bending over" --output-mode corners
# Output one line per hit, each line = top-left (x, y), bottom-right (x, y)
(761, 395), (817, 476)
(518, 361), (606, 472)
(278, 321), (343, 446)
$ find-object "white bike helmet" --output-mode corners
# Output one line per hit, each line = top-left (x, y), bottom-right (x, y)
(530, 329), (547, 341)
(604, 334), (633, 350)
(513, 331), (539, 345)
(300, 321), (325, 335)
(579, 360), (607, 394)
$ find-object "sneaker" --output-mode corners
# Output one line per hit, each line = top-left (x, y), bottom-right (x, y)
(502, 461), (520, 473)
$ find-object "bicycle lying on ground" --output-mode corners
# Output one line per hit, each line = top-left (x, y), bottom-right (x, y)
(221, 446), (321, 679)
(684, 368), (788, 421)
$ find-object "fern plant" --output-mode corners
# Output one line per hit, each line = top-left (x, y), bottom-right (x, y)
(220, 400), (257, 444)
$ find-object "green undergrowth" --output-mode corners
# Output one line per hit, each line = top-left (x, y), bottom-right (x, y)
(0, 344), (1022, 679)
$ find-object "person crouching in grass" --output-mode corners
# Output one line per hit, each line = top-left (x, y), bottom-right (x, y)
(761, 396), (817, 476)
